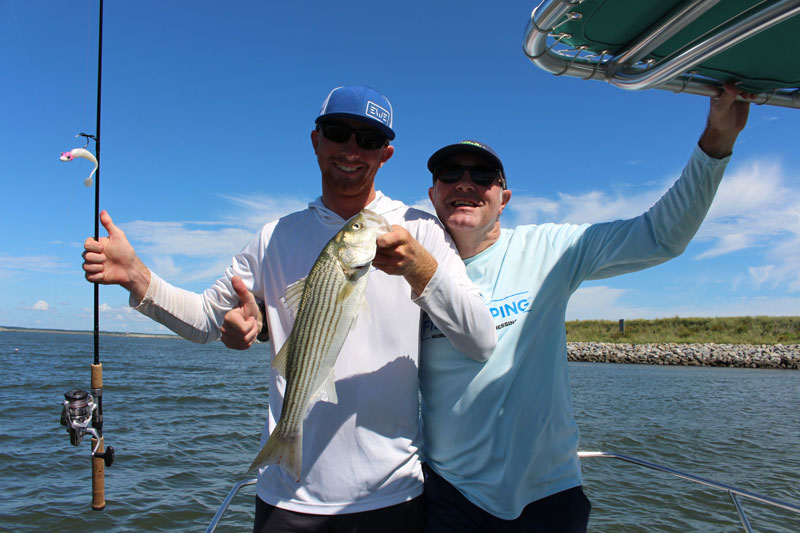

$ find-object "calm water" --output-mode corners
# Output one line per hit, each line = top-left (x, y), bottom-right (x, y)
(1, 330), (797, 532)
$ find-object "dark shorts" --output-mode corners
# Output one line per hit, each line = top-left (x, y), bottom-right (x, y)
(253, 494), (425, 533)
(423, 463), (591, 532)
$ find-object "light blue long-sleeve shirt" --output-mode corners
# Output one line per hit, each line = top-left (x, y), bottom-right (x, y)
(420, 146), (730, 519)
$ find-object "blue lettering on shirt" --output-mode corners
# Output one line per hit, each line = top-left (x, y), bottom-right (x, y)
(422, 290), (532, 342)
(488, 291), (532, 319)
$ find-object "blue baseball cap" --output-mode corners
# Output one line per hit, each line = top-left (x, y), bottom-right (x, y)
(316, 85), (395, 140)
(427, 140), (507, 189)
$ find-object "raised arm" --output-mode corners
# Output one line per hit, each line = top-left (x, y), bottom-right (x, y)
(562, 82), (756, 286)
(84, 210), (258, 344)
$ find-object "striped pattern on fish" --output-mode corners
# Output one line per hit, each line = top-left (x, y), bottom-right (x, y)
(248, 209), (390, 481)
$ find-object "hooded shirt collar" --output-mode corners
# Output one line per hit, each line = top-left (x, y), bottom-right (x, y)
(308, 191), (406, 226)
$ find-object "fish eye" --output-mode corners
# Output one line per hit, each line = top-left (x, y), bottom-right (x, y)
(352, 222), (362, 230)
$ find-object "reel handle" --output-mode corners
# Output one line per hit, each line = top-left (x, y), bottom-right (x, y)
(95, 445), (115, 467)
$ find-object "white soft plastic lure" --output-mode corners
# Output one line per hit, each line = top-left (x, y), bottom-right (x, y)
(60, 148), (98, 187)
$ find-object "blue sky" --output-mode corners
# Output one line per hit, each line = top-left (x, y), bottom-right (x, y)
(3, 0), (799, 334)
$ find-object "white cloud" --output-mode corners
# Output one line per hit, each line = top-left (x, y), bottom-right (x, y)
(504, 196), (561, 226)
(217, 194), (310, 231)
(695, 233), (757, 259)
(696, 158), (800, 291)
(0, 255), (68, 274)
(506, 181), (666, 227)
(112, 194), (313, 287)
(505, 156), (800, 293)
(566, 286), (631, 320)
(566, 285), (800, 320)
(123, 221), (254, 258)
(31, 300), (50, 311)
(748, 265), (775, 289)
(408, 197), (437, 216)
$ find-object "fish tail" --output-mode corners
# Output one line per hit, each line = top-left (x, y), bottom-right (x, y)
(248, 431), (303, 482)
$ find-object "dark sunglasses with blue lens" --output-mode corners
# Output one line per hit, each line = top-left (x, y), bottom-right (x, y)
(318, 121), (388, 150)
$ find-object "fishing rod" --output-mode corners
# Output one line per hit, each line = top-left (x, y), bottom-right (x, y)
(59, 0), (114, 511)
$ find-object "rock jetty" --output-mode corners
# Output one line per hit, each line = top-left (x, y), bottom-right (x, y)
(567, 342), (799, 369)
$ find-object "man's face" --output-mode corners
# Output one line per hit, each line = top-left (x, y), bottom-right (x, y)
(311, 118), (394, 200)
(428, 153), (511, 238)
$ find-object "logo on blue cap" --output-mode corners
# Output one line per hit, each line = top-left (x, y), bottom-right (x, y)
(366, 101), (390, 126)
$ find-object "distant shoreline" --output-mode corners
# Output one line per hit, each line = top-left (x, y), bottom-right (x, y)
(4, 326), (797, 369)
(0, 325), (180, 340)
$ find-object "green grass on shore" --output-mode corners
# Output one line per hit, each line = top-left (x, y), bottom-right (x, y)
(565, 316), (800, 345)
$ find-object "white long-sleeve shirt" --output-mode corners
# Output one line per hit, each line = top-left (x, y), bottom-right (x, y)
(133, 191), (496, 514)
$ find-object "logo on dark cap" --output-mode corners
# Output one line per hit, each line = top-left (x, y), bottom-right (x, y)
(461, 140), (485, 149)
(366, 101), (390, 125)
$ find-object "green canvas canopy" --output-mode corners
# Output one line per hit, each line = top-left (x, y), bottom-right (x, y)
(523, 0), (800, 108)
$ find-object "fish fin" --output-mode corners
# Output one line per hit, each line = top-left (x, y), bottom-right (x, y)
(272, 340), (289, 377)
(281, 277), (307, 319)
(312, 370), (338, 405)
(360, 296), (371, 326)
(336, 282), (355, 304)
(84, 177), (93, 187)
(248, 430), (303, 482)
(348, 296), (371, 332)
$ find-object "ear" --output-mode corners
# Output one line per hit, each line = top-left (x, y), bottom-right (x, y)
(428, 186), (435, 205)
(497, 189), (512, 217)
(311, 129), (319, 154)
(379, 144), (394, 166)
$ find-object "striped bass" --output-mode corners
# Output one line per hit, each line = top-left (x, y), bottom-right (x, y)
(248, 209), (390, 481)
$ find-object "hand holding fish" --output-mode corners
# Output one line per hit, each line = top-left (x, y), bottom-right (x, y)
(373, 225), (438, 296)
(82, 210), (151, 302)
(248, 210), (388, 480)
(220, 276), (263, 350)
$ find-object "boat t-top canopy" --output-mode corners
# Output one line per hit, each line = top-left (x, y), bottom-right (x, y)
(523, 0), (800, 108)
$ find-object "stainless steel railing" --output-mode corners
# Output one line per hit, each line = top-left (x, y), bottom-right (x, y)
(208, 452), (800, 532)
(206, 477), (257, 533)
(579, 450), (800, 532)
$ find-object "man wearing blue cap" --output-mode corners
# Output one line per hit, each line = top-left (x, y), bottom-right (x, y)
(420, 83), (753, 531)
(82, 85), (496, 532)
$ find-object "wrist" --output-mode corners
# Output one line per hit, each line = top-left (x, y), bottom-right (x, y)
(124, 257), (152, 303)
(698, 127), (735, 159)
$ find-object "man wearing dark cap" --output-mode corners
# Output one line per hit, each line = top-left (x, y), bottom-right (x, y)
(419, 83), (753, 531)
(82, 85), (496, 532)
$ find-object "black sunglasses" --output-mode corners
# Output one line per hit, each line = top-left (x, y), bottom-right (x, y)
(433, 165), (504, 188)
(318, 121), (388, 150)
